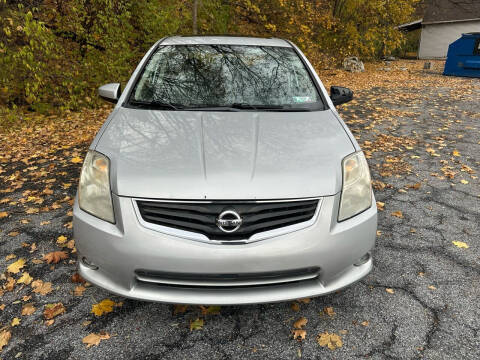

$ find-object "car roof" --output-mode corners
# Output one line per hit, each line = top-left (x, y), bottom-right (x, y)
(162, 36), (292, 47)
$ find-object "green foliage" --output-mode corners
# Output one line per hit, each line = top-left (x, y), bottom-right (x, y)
(0, 0), (418, 112)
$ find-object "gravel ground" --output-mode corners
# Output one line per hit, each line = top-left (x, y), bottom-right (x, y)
(0, 64), (479, 359)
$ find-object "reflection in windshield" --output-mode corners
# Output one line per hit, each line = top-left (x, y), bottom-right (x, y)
(130, 45), (323, 110)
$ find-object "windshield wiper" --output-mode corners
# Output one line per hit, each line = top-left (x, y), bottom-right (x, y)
(229, 103), (285, 110)
(229, 103), (317, 111)
(128, 100), (181, 110)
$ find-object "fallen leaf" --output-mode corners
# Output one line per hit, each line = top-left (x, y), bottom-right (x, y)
(5, 277), (15, 291)
(199, 305), (221, 315)
(428, 285), (437, 290)
(290, 302), (300, 312)
(452, 241), (469, 249)
(82, 320), (92, 327)
(56, 235), (67, 244)
(5, 254), (16, 261)
(323, 307), (336, 317)
(45, 319), (54, 326)
(293, 317), (308, 329)
(297, 298), (311, 304)
(361, 320), (369, 326)
(391, 211), (403, 218)
(460, 179), (469, 184)
(74, 285), (86, 296)
(317, 331), (343, 350)
(91, 299), (116, 316)
(44, 303), (66, 319)
(31, 280), (53, 295)
(11, 317), (21, 326)
(190, 318), (204, 331)
(0, 330), (11, 351)
(173, 304), (188, 314)
(43, 251), (68, 264)
(292, 329), (307, 341)
(82, 332), (110, 348)
(8, 231), (19, 237)
(7, 258), (26, 274)
(386, 288), (395, 294)
(71, 157), (83, 164)
(0, 211), (8, 219)
(452, 150), (460, 157)
(376, 201), (385, 211)
(21, 303), (36, 316)
(17, 272), (33, 285)
(71, 273), (86, 283)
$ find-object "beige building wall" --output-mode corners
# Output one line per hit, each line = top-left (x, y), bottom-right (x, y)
(419, 20), (480, 59)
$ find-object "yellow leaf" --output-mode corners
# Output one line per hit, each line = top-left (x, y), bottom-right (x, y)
(452, 150), (460, 157)
(323, 306), (336, 317)
(82, 332), (110, 348)
(17, 272), (33, 285)
(91, 299), (115, 316)
(452, 241), (469, 249)
(31, 280), (53, 295)
(386, 288), (395, 294)
(71, 157), (83, 164)
(428, 285), (436, 290)
(361, 320), (369, 326)
(293, 317), (308, 329)
(317, 331), (343, 350)
(5, 254), (16, 261)
(292, 329), (307, 341)
(190, 318), (204, 331)
(57, 235), (67, 244)
(376, 201), (385, 211)
(460, 180), (468, 184)
(21, 303), (36, 316)
(391, 211), (403, 218)
(7, 258), (26, 274)
(0, 211), (8, 219)
(0, 330), (11, 351)
(74, 285), (86, 296)
(11, 317), (21, 326)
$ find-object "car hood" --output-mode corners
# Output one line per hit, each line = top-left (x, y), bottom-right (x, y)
(95, 108), (355, 199)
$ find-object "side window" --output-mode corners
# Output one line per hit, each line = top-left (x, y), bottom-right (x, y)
(474, 39), (480, 55)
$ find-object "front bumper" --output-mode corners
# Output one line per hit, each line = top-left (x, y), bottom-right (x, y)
(73, 193), (377, 305)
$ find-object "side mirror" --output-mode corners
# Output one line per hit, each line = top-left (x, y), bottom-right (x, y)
(98, 83), (121, 104)
(330, 86), (353, 106)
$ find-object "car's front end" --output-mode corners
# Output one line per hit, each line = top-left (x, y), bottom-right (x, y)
(73, 36), (377, 305)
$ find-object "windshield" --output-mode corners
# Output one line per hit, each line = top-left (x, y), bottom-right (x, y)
(128, 45), (324, 111)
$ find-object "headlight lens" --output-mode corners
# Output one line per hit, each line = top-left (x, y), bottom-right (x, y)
(338, 151), (372, 221)
(78, 150), (115, 223)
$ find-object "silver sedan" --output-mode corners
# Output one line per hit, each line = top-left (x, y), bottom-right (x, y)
(73, 36), (377, 304)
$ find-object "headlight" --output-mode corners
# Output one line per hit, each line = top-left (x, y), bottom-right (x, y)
(78, 150), (115, 223)
(338, 151), (372, 221)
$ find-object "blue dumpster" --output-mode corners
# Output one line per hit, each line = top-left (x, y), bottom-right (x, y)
(444, 33), (480, 78)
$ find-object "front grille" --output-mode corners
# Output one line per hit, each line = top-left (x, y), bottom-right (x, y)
(135, 267), (320, 288)
(136, 199), (319, 240)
